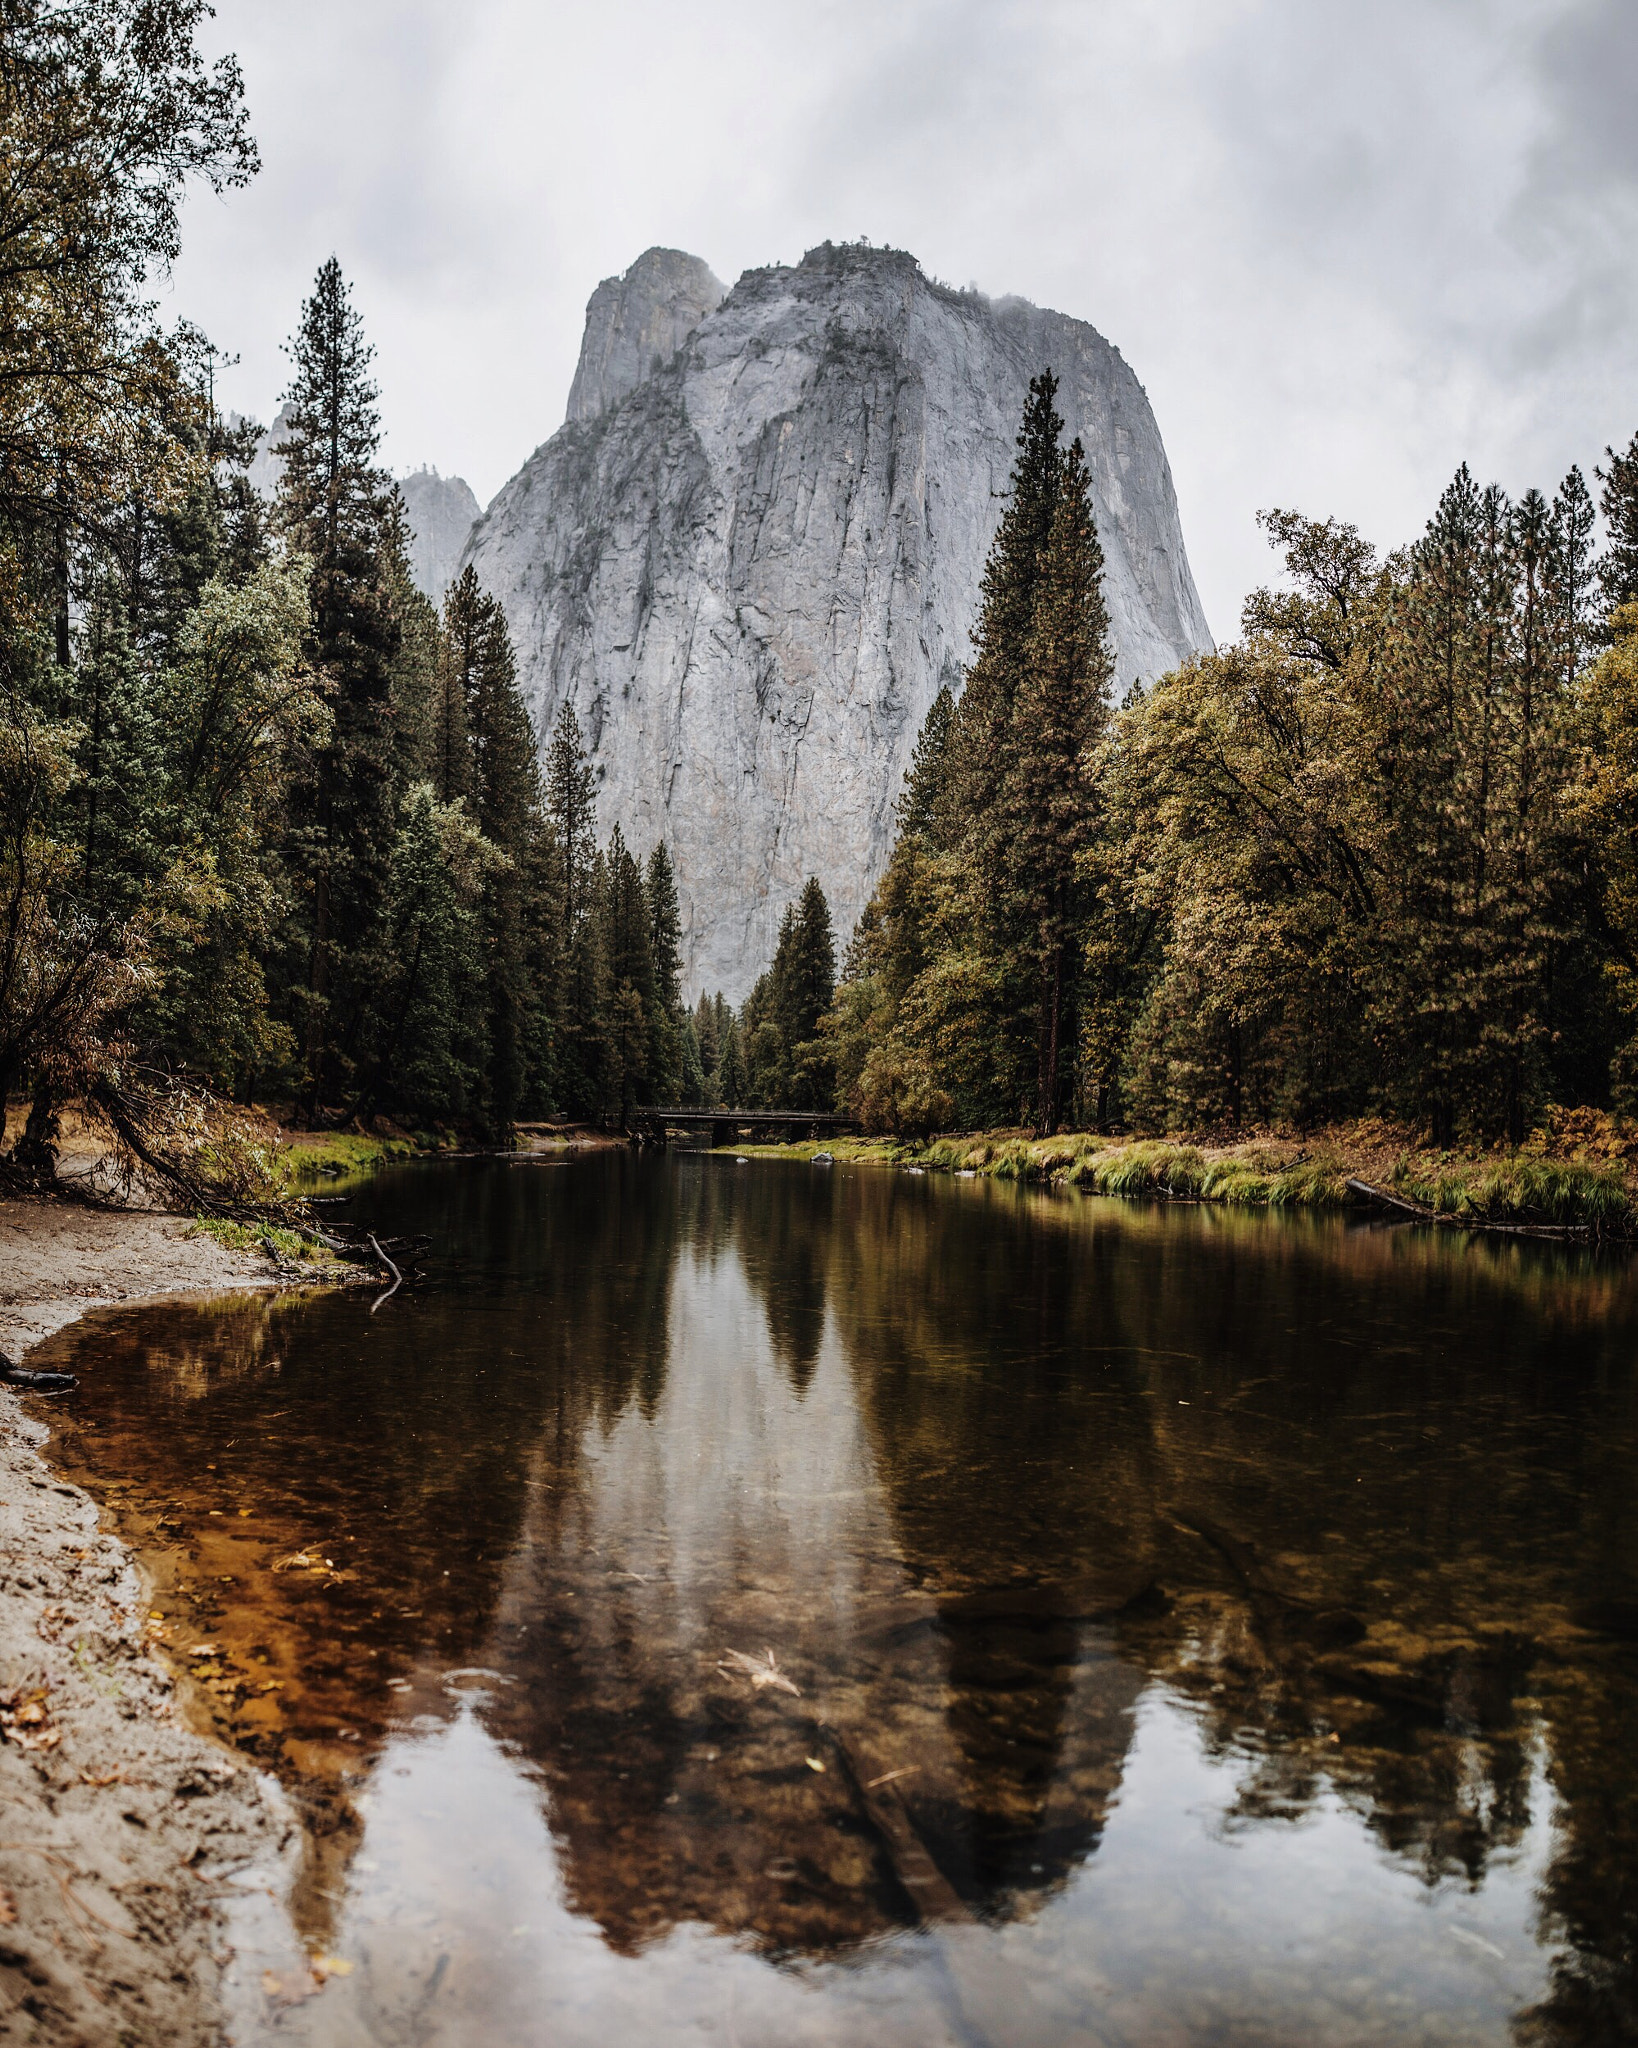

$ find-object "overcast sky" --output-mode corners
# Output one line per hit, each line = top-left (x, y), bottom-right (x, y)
(169, 0), (1638, 640)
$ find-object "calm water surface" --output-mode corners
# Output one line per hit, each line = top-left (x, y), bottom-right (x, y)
(39, 1154), (1638, 2046)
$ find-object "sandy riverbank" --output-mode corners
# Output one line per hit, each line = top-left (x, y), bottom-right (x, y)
(0, 1203), (328, 2047)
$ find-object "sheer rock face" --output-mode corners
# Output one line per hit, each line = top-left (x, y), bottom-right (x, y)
(398, 468), (481, 600)
(464, 242), (1213, 998)
(243, 408), (478, 603)
(566, 248), (726, 425)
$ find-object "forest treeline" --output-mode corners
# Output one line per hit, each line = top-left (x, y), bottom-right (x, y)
(0, 1), (797, 1179)
(826, 373), (1638, 1143)
(11, 0), (1638, 1177)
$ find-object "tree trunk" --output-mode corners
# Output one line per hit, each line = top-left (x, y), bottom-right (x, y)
(305, 847), (331, 1124)
(14, 1080), (61, 1178)
(1037, 944), (1064, 1138)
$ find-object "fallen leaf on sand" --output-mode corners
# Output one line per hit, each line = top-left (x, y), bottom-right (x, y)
(261, 1958), (350, 2009)
(0, 1693), (61, 1752)
(0, 1885), (15, 1925)
(262, 1967), (322, 2009)
(37, 1604), (74, 1643)
(716, 1647), (801, 1697)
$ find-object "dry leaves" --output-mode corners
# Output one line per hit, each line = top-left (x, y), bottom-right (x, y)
(717, 1647), (801, 1696)
(271, 1550), (349, 1584)
(0, 1690), (61, 1752)
(36, 1604), (75, 1643)
(261, 1953), (354, 2010)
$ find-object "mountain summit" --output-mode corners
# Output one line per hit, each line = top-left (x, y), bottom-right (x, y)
(464, 242), (1213, 995)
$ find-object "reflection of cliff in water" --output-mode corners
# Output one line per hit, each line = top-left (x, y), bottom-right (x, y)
(473, 1203), (1148, 1953)
(40, 1155), (1638, 2036)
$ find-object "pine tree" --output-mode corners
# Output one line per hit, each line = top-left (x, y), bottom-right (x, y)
(950, 371), (1065, 832)
(782, 878), (837, 1109)
(716, 1015), (747, 1108)
(694, 991), (721, 1079)
(429, 571), (477, 804)
(273, 258), (406, 1115)
(679, 1010), (707, 1104)
(358, 784), (489, 1120)
(390, 583), (444, 794)
(449, 573), (541, 1137)
(545, 702), (596, 932)
(1553, 467), (1598, 681)
(1003, 438), (1113, 1132)
(544, 702), (603, 1114)
(644, 842), (684, 1103)
(1597, 429), (1638, 632)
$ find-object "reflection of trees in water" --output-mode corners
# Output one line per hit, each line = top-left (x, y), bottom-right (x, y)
(44, 1159), (1638, 2019)
(805, 1171), (1162, 1907)
(46, 1158), (690, 1939)
(802, 1171), (1638, 2024)
(678, 1155), (834, 1391)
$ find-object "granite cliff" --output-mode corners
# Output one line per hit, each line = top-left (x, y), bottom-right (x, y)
(463, 242), (1214, 998)
(244, 407), (479, 602)
(398, 467), (480, 599)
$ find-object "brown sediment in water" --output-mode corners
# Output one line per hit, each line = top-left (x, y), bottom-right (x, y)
(0, 1199), (353, 2047)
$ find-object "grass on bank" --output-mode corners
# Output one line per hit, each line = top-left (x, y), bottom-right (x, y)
(726, 1120), (1638, 1235)
(184, 1217), (348, 1265)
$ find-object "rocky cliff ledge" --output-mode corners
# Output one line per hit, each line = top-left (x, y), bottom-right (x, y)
(464, 242), (1213, 997)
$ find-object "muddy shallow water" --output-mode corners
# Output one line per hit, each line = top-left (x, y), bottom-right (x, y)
(38, 1154), (1638, 2045)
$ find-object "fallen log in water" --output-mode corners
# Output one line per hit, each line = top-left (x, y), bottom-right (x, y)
(1345, 1176), (1433, 1219)
(1345, 1176), (1588, 1238)
(0, 1348), (77, 1394)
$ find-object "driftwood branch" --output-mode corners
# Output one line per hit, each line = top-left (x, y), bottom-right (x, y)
(1346, 1175), (1586, 1238)
(368, 1233), (402, 1314)
(1345, 1176), (1430, 1219)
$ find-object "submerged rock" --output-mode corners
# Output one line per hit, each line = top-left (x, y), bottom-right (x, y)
(464, 240), (1214, 995)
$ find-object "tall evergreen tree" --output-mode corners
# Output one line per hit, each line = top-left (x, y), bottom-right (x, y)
(645, 842), (685, 1102)
(1003, 437), (1113, 1131)
(603, 824), (657, 1119)
(1597, 431), (1638, 633)
(545, 705), (604, 1115)
(428, 572), (476, 804)
(694, 990), (721, 1079)
(716, 1014), (747, 1108)
(273, 258), (406, 1115)
(452, 568), (540, 1136)
(951, 371), (1065, 834)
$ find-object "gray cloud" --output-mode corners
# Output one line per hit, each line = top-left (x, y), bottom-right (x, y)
(170, 0), (1638, 639)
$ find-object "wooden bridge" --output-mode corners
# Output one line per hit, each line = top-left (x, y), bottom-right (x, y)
(621, 1107), (860, 1149)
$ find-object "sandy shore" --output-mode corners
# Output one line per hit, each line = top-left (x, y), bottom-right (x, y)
(0, 1202), (325, 2047)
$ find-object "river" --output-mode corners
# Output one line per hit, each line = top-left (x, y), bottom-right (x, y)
(39, 1152), (1638, 2045)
